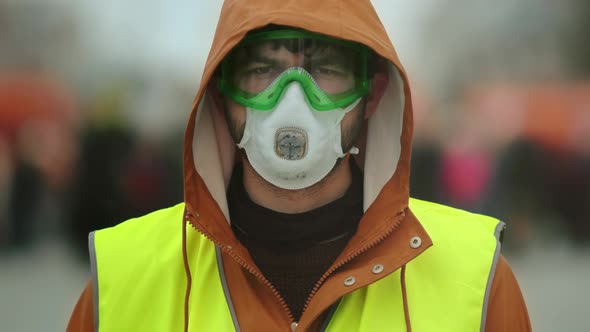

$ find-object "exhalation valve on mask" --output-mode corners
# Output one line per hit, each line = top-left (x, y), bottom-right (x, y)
(237, 82), (361, 190)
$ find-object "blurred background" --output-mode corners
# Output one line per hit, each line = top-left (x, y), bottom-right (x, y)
(0, 0), (588, 331)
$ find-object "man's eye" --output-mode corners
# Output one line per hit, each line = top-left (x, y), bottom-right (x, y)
(318, 68), (336, 75)
(249, 66), (274, 75)
(315, 66), (344, 76)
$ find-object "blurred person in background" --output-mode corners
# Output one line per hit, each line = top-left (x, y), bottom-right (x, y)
(408, 86), (445, 203)
(118, 137), (183, 216)
(66, 89), (137, 256)
(0, 135), (12, 248)
(8, 121), (48, 248)
(0, 73), (77, 249)
(481, 87), (590, 247)
(481, 137), (546, 250)
(556, 107), (590, 244)
(67, 87), (183, 257)
(68, 0), (530, 331)
(438, 108), (494, 213)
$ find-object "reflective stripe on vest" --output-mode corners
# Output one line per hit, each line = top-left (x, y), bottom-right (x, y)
(90, 199), (503, 331)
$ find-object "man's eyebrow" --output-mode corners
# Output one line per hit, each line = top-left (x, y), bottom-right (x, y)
(247, 54), (287, 67)
(308, 53), (348, 66)
(308, 47), (349, 64)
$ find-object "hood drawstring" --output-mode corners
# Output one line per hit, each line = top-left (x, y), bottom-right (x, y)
(401, 265), (412, 332)
(183, 217), (192, 332)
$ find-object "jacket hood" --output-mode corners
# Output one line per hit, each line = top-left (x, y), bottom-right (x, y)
(183, 0), (413, 238)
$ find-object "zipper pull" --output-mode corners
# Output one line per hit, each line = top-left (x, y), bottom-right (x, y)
(291, 322), (298, 332)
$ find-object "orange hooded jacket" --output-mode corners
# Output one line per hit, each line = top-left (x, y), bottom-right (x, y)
(67, 0), (531, 331)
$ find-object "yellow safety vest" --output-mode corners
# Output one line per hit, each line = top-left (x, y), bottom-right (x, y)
(90, 199), (503, 331)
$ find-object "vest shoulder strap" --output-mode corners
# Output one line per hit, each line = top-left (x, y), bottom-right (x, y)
(89, 203), (236, 332)
(326, 198), (504, 332)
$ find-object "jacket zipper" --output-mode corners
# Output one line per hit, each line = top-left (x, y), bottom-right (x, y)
(185, 211), (297, 325)
(301, 210), (406, 318)
(186, 208), (406, 331)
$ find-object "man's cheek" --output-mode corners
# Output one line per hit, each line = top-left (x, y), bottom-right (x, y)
(224, 104), (247, 144)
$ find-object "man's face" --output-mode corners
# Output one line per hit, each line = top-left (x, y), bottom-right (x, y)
(223, 38), (366, 155)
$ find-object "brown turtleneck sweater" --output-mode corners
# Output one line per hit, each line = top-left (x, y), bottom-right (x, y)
(227, 159), (364, 320)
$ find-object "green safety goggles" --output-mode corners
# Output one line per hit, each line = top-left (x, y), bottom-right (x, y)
(218, 29), (372, 111)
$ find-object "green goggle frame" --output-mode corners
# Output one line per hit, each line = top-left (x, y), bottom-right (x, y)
(218, 29), (372, 111)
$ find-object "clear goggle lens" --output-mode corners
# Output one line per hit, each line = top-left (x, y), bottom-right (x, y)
(219, 29), (371, 111)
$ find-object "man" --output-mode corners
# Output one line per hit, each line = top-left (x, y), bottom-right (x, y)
(68, 0), (531, 331)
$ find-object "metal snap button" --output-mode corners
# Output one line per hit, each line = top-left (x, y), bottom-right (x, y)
(410, 236), (422, 249)
(344, 276), (357, 286)
(372, 264), (384, 274)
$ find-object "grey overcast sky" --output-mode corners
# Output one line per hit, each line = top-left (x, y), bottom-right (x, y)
(80, 0), (439, 81)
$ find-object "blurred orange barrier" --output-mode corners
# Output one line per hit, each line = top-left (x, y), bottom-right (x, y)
(464, 83), (590, 150)
(0, 73), (77, 143)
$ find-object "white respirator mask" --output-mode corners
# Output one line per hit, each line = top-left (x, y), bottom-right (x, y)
(237, 82), (361, 190)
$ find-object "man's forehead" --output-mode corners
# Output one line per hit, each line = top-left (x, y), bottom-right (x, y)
(235, 40), (349, 60)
